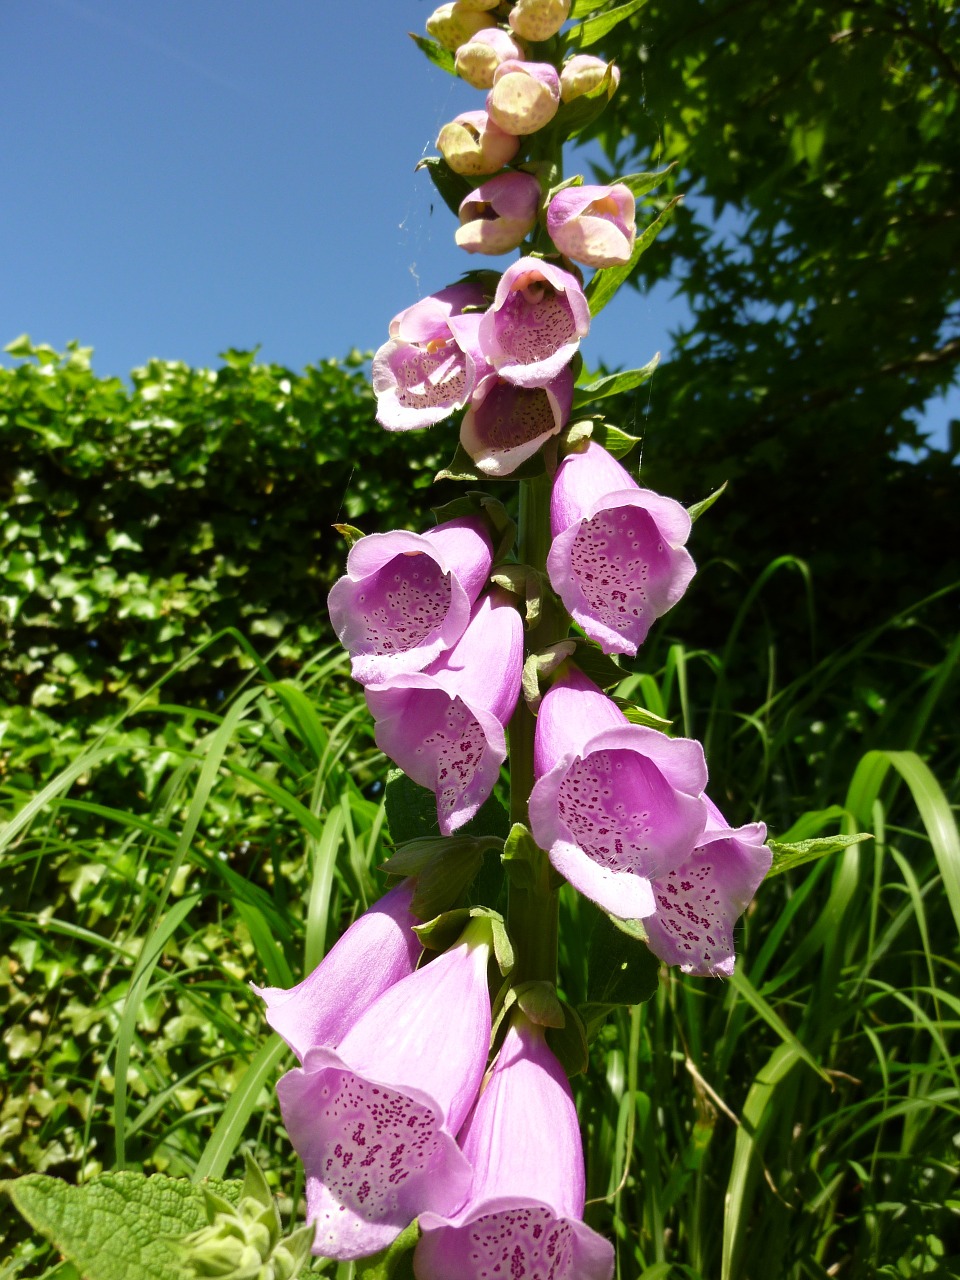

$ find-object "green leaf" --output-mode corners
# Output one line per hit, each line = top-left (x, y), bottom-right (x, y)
(414, 906), (514, 974)
(618, 166), (676, 199)
(586, 196), (683, 317)
(415, 156), (474, 219)
(546, 1002), (590, 1076)
(566, 0), (648, 49)
(356, 1219), (421, 1280)
(407, 33), (456, 76)
(5, 333), (35, 358)
(333, 522), (366, 548)
(383, 834), (501, 920)
(1, 1172), (242, 1280)
(573, 354), (660, 408)
(687, 481), (727, 523)
(767, 832), (874, 877)
(585, 909), (660, 1010)
(501, 822), (548, 892)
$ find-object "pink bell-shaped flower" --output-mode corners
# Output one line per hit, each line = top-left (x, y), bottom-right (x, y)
(559, 54), (620, 102)
(477, 256), (590, 389)
(487, 60), (561, 136)
(508, 0), (572, 42)
(547, 440), (696, 656)
(437, 110), (521, 178)
(328, 515), (494, 686)
(254, 878), (422, 1061)
(644, 796), (771, 977)
(455, 28), (524, 90)
(460, 364), (574, 476)
(365, 590), (523, 835)
(277, 917), (495, 1260)
(416, 1013), (614, 1280)
(547, 183), (636, 269)
(529, 667), (708, 922)
(456, 171), (542, 257)
(373, 281), (488, 431)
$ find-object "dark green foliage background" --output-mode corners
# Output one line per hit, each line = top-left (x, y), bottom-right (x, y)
(0, 339), (464, 784)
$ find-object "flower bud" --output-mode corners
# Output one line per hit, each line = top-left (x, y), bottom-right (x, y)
(547, 182), (636, 268)
(508, 0), (571, 42)
(437, 110), (520, 177)
(487, 60), (561, 136)
(456, 171), (541, 256)
(559, 53), (620, 102)
(455, 27), (524, 89)
(426, 2), (491, 50)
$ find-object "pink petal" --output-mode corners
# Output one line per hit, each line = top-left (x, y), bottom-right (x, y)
(253, 879), (421, 1061)
(645, 811), (771, 976)
(478, 256), (590, 389)
(460, 365), (573, 476)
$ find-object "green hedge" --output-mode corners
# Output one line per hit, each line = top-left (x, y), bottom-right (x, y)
(0, 339), (459, 777)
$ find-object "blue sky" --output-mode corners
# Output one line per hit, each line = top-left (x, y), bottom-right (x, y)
(2, 0), (955, 447)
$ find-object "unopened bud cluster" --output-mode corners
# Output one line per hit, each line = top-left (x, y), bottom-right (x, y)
(260, 2), (772, 1274)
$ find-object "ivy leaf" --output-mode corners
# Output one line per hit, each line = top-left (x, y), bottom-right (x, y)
(0, 1171), (242, 1280)
(586, 196), (683, 317)
(767, 832), (873, 877)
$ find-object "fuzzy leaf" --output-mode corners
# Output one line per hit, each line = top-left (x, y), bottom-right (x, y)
(0, 1172), (242, 1280)
(356, 1219), (421, 1280)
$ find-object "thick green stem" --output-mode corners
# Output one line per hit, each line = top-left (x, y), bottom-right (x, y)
(508, 472), (563, 985)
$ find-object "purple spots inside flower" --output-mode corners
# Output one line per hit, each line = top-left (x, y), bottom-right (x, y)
(358, 553), (452, 654)
(392, 343), (468, 413)
(568, 506), (668, 644)
(474, 382), (557, 451)
(556, 748), (672, 876)
(464, 1206), (575, 1280)
(497, 284), (576, 368)
(651, 859), (726, 968)
(416, 697), (488, 823)
(310, 1071), (443, 1250)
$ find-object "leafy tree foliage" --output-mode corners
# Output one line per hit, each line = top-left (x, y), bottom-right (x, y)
(588, 0), (959, 648)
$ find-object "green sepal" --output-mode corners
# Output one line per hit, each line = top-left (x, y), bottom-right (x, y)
(586, 195), (683, 317)
(570, 641), (624, 692)
(521, 641), (577, 711)
(545, 173), (584, 205)
(432, 491), (517, 564)
(687, 481), (727, 523)
(558, 416), (643, 460)
(566, 0), (648, 50)
(515, 979), (566, 1028)
(415, 156), (474, 219)
(333, 522), (366, 548)
(546, 1003), (590, 1077)
(408, 32), (456, 75)
(414, 906), (515, 975)
(501, 822), (549, 892)
(618, 165), (677, 200)
(573, 354), (660, 408)
(767, 832), (873, 877)
(382, 834), (502, 921)
(553, 61), (618, 138)
(355, 1218), (421, 1279)
(491, 564), (548, 627)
